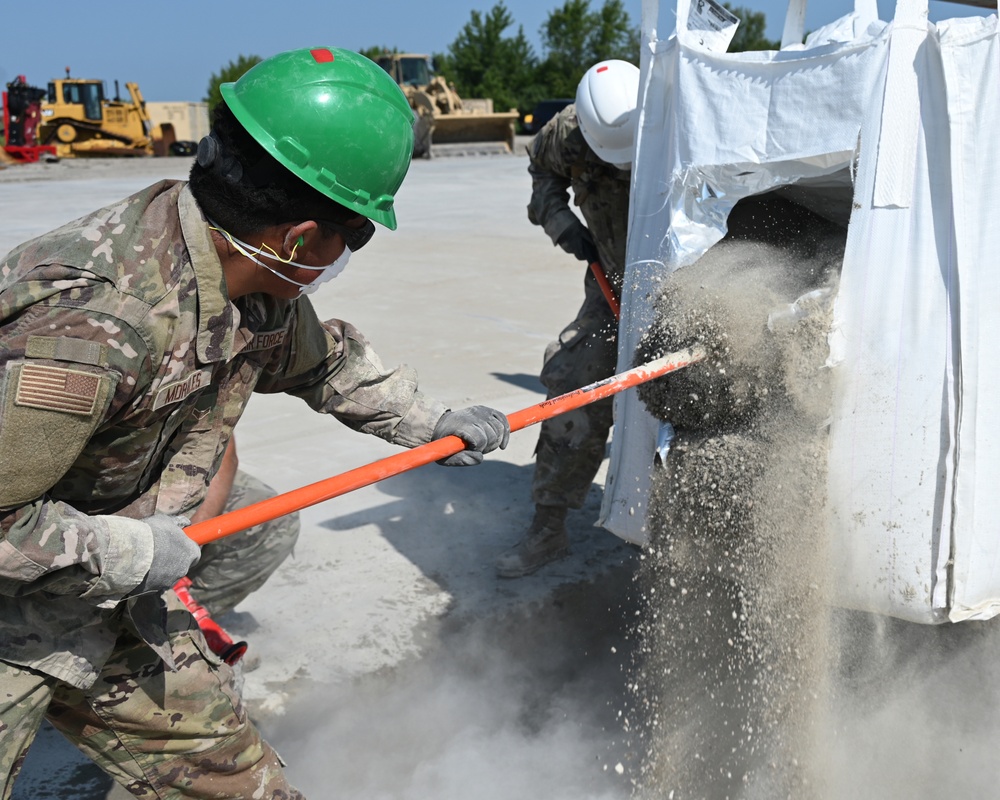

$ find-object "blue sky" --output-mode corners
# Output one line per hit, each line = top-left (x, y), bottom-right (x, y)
(0, 1), (991, 102)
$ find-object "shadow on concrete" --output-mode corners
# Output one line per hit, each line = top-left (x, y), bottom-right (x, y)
(11, 722), (114, 800)
(315, 457), (632, 615)
(490, 371), (546, 393)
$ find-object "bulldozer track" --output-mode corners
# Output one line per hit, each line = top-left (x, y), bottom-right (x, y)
(42, 118), (139, 147)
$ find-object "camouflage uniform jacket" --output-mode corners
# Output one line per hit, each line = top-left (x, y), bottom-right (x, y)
(526, 104), (631, 293)
(0, 180), (447, 689)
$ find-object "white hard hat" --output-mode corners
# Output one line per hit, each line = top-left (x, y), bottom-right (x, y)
(575, 60), (640, 167)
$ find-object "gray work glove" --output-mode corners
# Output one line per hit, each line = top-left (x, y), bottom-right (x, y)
(432, 406), (511, 466)
(132, 514), (201, 595)
(556, 222), (599, 264)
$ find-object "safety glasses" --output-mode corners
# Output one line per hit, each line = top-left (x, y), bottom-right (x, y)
(319, 218), (376, 252)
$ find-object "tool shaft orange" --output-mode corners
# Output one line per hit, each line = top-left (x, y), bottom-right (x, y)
(185, 346), (706, 545)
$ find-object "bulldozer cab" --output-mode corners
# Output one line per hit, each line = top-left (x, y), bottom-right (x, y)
(48, 79), (104, 122)
(376, 54), (432, 88)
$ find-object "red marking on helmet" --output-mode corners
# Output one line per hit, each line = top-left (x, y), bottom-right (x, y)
(311, 48), (335, 63)
(597, 65), (609, 73)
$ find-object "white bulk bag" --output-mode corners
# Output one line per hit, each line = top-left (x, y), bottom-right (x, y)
(601, 0), (1000, 622)
(828, 5), (1000, 623)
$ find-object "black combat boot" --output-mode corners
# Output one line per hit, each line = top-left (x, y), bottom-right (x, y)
(495, 504), (570, 578)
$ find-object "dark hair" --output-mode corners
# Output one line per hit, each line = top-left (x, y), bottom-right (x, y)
(188, 101), (357, 237)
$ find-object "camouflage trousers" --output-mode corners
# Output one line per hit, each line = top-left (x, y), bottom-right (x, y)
(186, 469), (301, 617)
(533, 271), (619, 509)
(0, 606), (303, 799)
(0, 471), (304, 799)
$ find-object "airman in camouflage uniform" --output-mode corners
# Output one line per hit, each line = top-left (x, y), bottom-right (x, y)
(496, 62), (638, 578)
(0, 47), (509, 799)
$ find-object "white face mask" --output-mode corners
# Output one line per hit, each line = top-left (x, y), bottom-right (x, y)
(210, 222), (351, 295)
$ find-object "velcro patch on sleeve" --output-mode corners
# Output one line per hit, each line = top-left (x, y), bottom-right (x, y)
(0, 363), (117, 507)
(15, 363), (102, 416)
(25, 335), (107, 367)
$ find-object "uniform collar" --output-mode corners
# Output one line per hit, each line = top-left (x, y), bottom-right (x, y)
(178, 185), (237, 363)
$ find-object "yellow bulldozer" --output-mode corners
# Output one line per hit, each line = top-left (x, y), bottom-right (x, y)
(22, 70), (180, 158)
(375, 53), (519, 158)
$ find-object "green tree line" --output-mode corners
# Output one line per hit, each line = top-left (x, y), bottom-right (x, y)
(205, 1), (777, 119)
(429, 0), (640, 116)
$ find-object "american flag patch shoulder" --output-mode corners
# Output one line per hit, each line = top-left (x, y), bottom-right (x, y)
(15, 363), (103, 416)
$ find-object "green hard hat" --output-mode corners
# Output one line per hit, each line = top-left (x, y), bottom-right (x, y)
(220, 47), (414, 230)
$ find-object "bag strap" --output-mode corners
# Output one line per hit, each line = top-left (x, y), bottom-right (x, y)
(872, 0), (930, 209)
(780, 0), (881, 48)
(781, 0), (808, 48)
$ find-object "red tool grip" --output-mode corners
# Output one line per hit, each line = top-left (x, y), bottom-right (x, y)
(173, 577), (248, 665)
(589, 260), (621, 319)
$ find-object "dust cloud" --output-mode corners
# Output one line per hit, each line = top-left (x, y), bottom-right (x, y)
(824, 610), (1000, 798)
(624, 195), (1000, 800)
(262, 569), (642, 800)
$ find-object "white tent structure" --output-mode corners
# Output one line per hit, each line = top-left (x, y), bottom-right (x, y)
(601, 0), (1000, 623)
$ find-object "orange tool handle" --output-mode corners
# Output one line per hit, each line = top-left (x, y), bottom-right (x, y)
(184, 345), (706, 546)
(589, 261), (620, 320)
